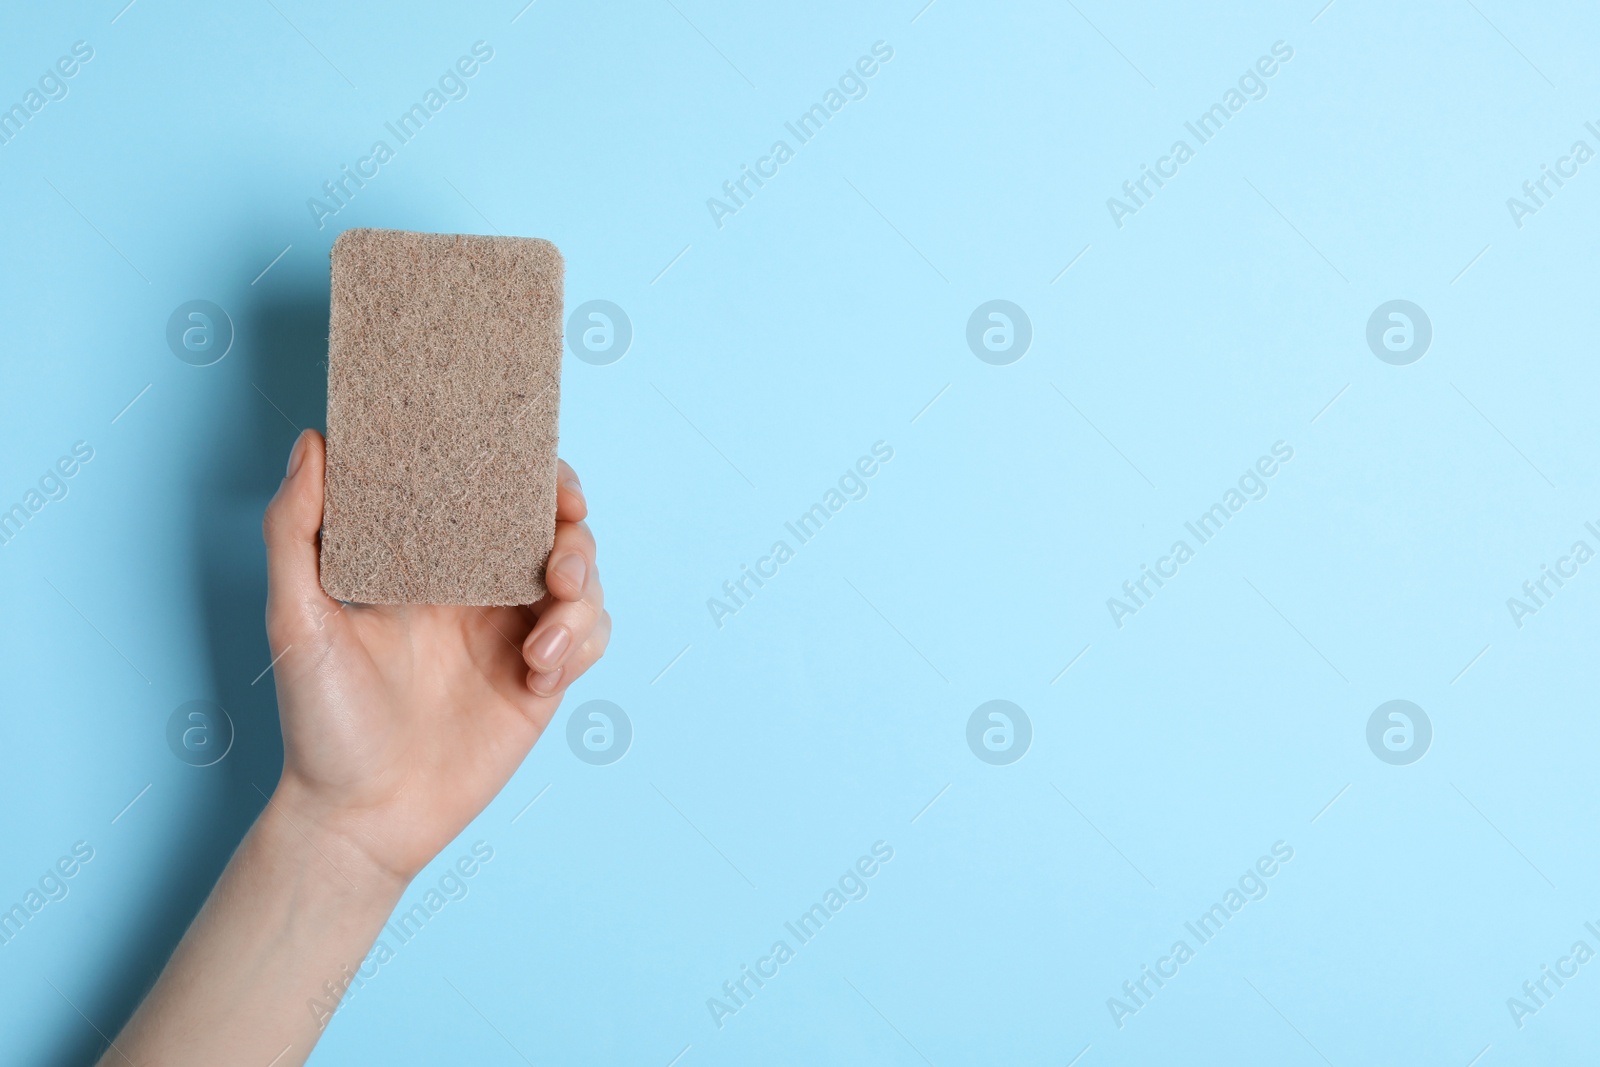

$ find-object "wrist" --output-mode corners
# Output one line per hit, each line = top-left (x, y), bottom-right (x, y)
(260, 776), (412, 905)
(104, 776), (411, 1064)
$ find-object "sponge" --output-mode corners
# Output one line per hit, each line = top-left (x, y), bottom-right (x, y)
(319, 228), (564, 606)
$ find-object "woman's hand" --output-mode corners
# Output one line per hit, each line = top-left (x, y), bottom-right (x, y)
(101, 429), (608, 1067)
(262, 428), (610, 883)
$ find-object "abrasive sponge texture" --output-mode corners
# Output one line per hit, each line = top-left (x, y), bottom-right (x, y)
(320, 228), (563, 605)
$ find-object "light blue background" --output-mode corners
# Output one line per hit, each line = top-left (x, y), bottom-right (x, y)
(4, 1), (1599, 1063)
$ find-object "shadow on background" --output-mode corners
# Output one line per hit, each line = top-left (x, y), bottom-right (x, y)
(44, 280), (331, 1067)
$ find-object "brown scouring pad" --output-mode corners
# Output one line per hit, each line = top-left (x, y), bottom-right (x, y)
(319, 228), (564, 606)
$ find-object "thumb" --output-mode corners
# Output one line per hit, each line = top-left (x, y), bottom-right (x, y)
(264, 429), (339, 645)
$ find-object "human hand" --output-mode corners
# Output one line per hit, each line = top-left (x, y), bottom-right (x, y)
(260, 429), (609, 885)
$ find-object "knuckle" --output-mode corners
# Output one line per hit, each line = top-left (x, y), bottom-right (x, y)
(584, 613), (612, 658)
(262, 493), (293, 543)
(554, 524), (594, 559)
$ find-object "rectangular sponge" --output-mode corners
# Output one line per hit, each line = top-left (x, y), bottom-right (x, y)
(320, 228), (564, 606)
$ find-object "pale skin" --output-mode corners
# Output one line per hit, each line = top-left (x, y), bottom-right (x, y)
(97, 429), (609, 1066)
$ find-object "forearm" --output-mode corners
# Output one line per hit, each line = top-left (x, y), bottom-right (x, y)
(101, 783), (405, 1067)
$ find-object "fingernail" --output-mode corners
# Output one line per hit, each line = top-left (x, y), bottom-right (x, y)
(562, 477), (584, 499)
(530, 625), (570, 668)
(529, 666), (563, 695)
(285, 434), (306, 479)
(551, 553), (586, 591)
